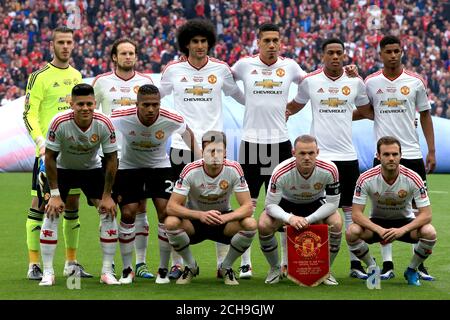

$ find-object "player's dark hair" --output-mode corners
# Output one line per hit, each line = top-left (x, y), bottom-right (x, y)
(321, 38), (345, 52)
(137, 84), (160, 97)
(377, 136), (402, 154)
(202, 131), (227, 149)
(257, 23), (280, 38)
(294, 134), (318, 147)
(177, 19), (216, 57)
(380, 35), (401, 49)
(52, 26), (74, 40)
(110, 37), (137, 61)
(72, 83), (95, 97)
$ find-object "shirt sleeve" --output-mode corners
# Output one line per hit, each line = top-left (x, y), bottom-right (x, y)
(231, 60), (243, 81)
(100, 119), (118, 154)
(265, 174), (284, 207)
(292, 60), (306, 85)
(355, 78), (370, 107)
(173, 169), (192, 196)
(23, 72), (45, 141)
(45, 115), (61, 152)
(93, 78), (104, 113)
(415, 80), (431, 112)
(352, 176), (368, 205)
(230, 163), (249, 193)
(159, 67), (173, 98)
(412, 178), (431, 208)
(294, 77), (310, 104)
(222, 65), (242, 97)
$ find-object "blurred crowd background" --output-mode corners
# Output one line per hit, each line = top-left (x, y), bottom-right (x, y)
(0, 0), (448, 117)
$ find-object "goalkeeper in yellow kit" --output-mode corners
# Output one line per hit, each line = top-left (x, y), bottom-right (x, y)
(23, 26), (92, 280)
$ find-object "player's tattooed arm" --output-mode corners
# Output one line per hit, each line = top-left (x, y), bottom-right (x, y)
(99, 151), (118, 217)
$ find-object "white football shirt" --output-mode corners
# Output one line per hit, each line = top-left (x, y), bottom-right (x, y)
(46, 109), (118, 169)
(353, 164), (430, 219)
(160, 56), (242, 150)
(294, 68), (370, 161)
(232, 55), (306, 144)
(111, 107), (186, 169)
(265, 157), (340, 205)
(365, 69), (431, 159)
(173, 159), (249, 212)
(92, 71), (154, 116)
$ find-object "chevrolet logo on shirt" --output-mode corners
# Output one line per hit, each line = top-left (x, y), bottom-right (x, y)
(254, 79), (282, 89)
(381, 98), (406, 107)
(320, 98), (346, 107)
(185, 86), (212, 96)
(113, 97), (136, 106)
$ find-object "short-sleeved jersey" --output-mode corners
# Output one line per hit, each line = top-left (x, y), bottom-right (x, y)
(265, 157), (340, 206)
(294, 68), (370, 161)
(353, 164), (430, 220)
(173, 159), (249, 212)
(232, 55), (306, 144)
(46, 110), (118, 170)
(23, 63), (82, 156)
(365, 69), (431, 159)
(160, 56), (241, 150)
(111, 107), (186, 169)
(92, 71), (153, 116)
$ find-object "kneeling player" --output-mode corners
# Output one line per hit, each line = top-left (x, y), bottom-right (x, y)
(165, 131), (257, 285)
(259, 135), (342, 285)
(346, 136), (437, 286)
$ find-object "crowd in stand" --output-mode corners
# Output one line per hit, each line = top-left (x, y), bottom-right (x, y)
(0, 0), (448, 118)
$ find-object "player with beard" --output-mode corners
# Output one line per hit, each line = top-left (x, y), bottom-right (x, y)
(92, 38), (156, 279)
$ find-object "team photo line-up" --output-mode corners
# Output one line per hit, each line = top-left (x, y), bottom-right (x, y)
(22, 19), (436, 288)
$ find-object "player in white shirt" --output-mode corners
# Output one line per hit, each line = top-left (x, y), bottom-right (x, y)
(92, 38), (155, 280)
(39, 84), (119, 286)
(232, 23), (306, 277)
(165, 131), (257, 285)
(111, 84), (200, 284)
(346, 136), (436, 286)
(259, 135), (342, 285)
(160, 19), (247, 279)
(361, 36), (436, 280)
(287, 38), (372, 280)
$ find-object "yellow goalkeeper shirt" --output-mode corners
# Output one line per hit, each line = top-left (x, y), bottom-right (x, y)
(23, 63), (82, 156)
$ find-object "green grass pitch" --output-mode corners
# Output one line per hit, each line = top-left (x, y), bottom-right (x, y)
(0, 172), (449, 300)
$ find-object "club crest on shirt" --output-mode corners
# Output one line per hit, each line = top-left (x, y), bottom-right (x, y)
(276, 68), (285, 77)
(341, 86), (351, 95)
(398, 189), (407, 198)
(314, 183), (323, 190)
(133, 85), (140, 94)
(155, 130), (165, 140)
(219, 180), (229, 190)
(90, 134), (99, 143)
(400, 86), (410, 95)
(208, 74), (217, 84)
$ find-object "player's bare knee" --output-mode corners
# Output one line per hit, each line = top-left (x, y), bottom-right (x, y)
(65, 195), (80, 211)
(137, 199), (147, 213)
(419, 224), (437, 240)
(345, 223), (361, 242)
(164, 216), (181, 230)
(241, 217), (257, 231)
(327, 211), (342, 231)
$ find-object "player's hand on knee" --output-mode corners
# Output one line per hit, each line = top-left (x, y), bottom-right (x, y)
(289, 216), (309, 230)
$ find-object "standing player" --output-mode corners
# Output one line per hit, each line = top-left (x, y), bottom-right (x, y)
(231, 23), (306, 276)
(22, 26), (91, 280)
(259, 135), (342, 285)
(92, 38), (155, 279)
(165, 131), (257, 285)
(363, 35), (436, 281)
(347, 136), (436, 286)
(39, 83), (118, 286)
(159, 19), (247, 279)
(286, 38), (372, 279)
(111, 84), (200, 284)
